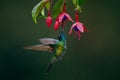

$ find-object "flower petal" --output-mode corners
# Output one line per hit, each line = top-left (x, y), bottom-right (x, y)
(64, 13), (74, 22)
(77, 31), (81, 40)
(74, 31), (81, 40)
(76, 22), (84, 33)
(82, 24), (88, 32)
(58, 13), (64, 23)
(69, 23), (76, 35)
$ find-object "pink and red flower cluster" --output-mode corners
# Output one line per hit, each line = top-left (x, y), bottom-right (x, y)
(45, 1), (87, 40)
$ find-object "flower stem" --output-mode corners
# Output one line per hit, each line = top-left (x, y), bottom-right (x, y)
(63, 0), (66, 12)
(48, 10), (50, 16)
(48, 0), (52, 16)
(75, 10), (79, 22)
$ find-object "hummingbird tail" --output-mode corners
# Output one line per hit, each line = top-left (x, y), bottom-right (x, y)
(45, 57), (58, 73)
(46, 63), (53, 73)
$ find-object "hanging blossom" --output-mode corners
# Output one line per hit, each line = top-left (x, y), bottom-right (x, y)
(54, 2), (74, 31)
(46, 0), (52, 28)
(69, 11), (88, 40)
(46, 10), (52, 28)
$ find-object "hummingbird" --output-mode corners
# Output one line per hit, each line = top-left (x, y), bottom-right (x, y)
(24, 30), (67, 73)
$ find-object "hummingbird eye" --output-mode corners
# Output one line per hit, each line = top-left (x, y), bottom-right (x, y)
(58, 34), (60, 37)
(58, 34), (62, 41)
(58, 35), (60, 38)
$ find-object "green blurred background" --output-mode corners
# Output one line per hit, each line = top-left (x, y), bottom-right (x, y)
(0, 0), (120, 80)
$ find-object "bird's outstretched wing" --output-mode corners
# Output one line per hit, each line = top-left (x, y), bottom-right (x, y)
(24, 38), (58, 52)
(24, 44), (53, 52)
(39, 38), (59, 44)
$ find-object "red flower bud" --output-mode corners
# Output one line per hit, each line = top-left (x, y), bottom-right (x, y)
(54, 20), (59, 31)
(46, 16), (52, 28)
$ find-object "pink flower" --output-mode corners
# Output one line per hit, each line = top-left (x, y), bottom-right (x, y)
(58, 12), (74, 23)
(46, 16), (52, 28)
(54, 12), (74, 31)
(69, 21), (87, 40)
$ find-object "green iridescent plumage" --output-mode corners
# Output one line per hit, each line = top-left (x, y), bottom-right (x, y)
(46, 30), (66, 73)
(24, 30), (66, 73)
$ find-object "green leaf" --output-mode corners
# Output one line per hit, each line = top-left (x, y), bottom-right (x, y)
(46, 2), (50, 10)
(41, 7), (45, 16)
(76, 5), (82, 12)
(38, 14), (46, 19)
(72, 0), (78, 6)
(72, 0), (85, 12)
(40, 7), (46, 18)
(78, 0), (85, 6)
(52, 0), (64, 18)
(32, 0), (48, 24)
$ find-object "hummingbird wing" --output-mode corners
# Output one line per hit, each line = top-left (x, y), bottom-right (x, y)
(24, 44), (53, 52)
(39, 38), (59, 44)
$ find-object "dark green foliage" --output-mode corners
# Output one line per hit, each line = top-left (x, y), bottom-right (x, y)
(52, 0), (64, 18)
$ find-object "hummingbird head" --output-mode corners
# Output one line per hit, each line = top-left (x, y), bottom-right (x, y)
(58, 30), (66, 41)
